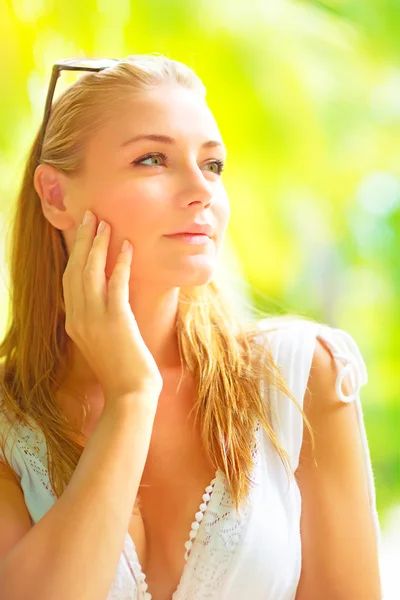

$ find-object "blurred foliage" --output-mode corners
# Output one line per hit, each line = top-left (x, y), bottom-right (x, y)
(0, 0), (399, 522)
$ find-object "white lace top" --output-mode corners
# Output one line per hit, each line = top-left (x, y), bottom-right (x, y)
(0, 319), (382, 599)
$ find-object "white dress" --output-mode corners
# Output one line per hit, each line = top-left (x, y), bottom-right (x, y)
(0, 319), (382, 599)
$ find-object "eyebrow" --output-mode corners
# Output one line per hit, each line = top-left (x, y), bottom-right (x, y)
(121, 133), (226, 152)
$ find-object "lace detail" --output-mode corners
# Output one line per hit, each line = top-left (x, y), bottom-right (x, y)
(118, 421), (262, 600)
(0, 413), (57, 499)
(171, 422), (262, 600)
(123, 475), (219, 600)
(18, 425), (56, 496)
(185, 478), (218, 562)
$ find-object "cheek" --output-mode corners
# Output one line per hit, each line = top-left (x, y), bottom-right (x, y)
(216, 191), (231, 229)
(89, 179), (163, 236)
(98, 192), (167, 278)
(110, 195), (166, 240)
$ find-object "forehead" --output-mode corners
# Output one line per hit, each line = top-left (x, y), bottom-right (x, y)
(88, 85), (224, 153)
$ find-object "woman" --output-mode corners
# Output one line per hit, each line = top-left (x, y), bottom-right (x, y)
(0, 54), (382, 599)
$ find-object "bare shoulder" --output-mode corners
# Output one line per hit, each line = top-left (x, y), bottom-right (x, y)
(294, 335), (381, 599)
(303, 336), (347, 415)
(297, 335), (361, 478)
(0, 459), (33, 563)
(0, 458), (20, 484)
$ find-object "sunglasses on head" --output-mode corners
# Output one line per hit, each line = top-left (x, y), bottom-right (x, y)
(36, 58), (121, 166)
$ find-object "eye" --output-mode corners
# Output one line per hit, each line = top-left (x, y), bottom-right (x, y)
(133, 152), (167, 167)
(206, 159), (225, 176)
(132, 153), (225, 175)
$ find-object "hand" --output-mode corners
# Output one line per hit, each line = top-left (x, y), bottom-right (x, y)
(62, 210), (163, 403)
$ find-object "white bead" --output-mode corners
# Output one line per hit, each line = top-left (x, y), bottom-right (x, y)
(139, 581), (148, 591)
(189, 530), (197, 540)
(184, 540), (193, 550)
(202, 493), (211, 502)
(205, 485), (214, 493)
(195, 511), (204, 522)
(199, 502), (207, 511)
(184, 551), (189, 561)
(144, 593), (152, 600)
(191, 521), (200, 531)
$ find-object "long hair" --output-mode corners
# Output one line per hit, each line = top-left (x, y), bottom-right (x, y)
(0, 53), (315, 512)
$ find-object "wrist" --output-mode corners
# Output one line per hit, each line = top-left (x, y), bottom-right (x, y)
(102, 390), (159, 420)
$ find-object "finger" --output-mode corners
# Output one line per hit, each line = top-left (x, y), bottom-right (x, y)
(84, 220), (110, 317)
(63, 211), (98, 325)
(68, 211), (98, 272)
(107, 239), (133, 315)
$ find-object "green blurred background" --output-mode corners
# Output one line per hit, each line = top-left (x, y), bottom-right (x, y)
(0, 0), (399, 558)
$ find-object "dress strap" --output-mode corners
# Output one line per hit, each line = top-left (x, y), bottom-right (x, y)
(316, 323), (368, 403)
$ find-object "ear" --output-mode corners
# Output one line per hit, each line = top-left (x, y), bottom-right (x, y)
(33, 164), (75, 230)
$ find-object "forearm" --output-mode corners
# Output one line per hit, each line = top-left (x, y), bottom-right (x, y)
(0, 393), (157, 600)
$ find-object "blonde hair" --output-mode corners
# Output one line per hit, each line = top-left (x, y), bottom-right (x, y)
(0, 53), (315, 512)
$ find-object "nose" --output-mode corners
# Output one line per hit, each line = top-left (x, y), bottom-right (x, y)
(178, 165), (214, 208)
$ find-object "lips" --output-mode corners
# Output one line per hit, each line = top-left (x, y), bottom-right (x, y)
(167, 233), (208, 236)
(166, 223), (214, 237)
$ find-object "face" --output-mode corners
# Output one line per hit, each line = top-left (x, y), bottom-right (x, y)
(62, 84), (230, 289)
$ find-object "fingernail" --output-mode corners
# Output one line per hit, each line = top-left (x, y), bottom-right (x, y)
(83, 210), (93, 225)
(97, 221), (106, 234)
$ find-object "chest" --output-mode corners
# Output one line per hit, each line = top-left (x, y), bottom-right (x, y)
(127, 374), (217, 600)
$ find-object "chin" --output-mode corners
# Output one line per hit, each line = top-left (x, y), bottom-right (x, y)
(165, 264), (216, 288)
(178, 272), (215, 288)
